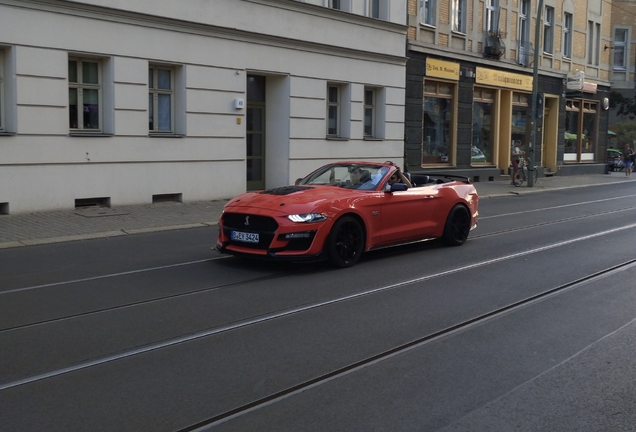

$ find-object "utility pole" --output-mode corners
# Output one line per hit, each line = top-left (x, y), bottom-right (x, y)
(528, 0), (544, 187)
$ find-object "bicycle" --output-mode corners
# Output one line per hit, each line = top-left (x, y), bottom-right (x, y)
(513, 157), (538, 187)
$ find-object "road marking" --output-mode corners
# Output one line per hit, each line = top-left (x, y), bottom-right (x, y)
(0, 257), (229, 296)
(3, 222), (636, 392)
(480, 194), (636, 219)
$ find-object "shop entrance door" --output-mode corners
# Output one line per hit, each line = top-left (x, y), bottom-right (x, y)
(247, 75), (266, 191)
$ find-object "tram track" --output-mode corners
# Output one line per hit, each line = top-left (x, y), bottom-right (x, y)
(178, 257), (636, 431)
(3, 223), (635, 395)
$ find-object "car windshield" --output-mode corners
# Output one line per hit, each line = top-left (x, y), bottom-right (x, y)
(299, 163), (389, 190)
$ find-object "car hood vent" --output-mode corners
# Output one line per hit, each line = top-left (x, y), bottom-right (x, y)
(260, 186), (314, 196)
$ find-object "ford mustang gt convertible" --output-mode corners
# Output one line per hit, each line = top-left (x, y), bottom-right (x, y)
(216, 161), (479, 268)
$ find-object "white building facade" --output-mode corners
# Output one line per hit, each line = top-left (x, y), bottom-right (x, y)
(0, 0), (407, 213)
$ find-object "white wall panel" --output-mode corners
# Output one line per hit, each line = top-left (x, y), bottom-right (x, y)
(114, 83), (147, 111)
(113, 109), (148, 136)
(186, 113), (244, 138)
(16, 106), (67, 135)
(16, 76), (66, 107)
(14, 47), (66, 78)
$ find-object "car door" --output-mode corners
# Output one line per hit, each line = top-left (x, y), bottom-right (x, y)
(377, 186), (441, 245)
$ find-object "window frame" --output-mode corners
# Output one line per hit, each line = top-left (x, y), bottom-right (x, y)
(327, 84), (341, 138)
(485, 0), (498, 33)
(563, 13), (573, 59)
(451, 0), (467, 34)
(543, 6), (554, 54)
(613, 28), (628, 70)
(329, 0), (341, 9)
(0, 50), (4, 132)
(148, 65), (175, 134)
(420, 0), (436, 26)
(68, 57), (103, 132)
(518, 0), (529, 45)
(363, 87), (376, 138)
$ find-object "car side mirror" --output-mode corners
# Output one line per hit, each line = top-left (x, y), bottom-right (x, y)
(295, 178), (303, 185)
(385, 183), (408, 193)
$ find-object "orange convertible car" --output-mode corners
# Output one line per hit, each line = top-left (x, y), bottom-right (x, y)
(216, 161), (479, 267)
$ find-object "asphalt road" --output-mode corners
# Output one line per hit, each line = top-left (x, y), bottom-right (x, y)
(2, 183), (636, 431)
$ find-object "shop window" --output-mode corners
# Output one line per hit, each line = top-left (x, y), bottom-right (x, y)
(565, 100), (597, 163)
(511, 92), (529, 150)
(472, 88), (496, 164)
(422, 81), (454, 165)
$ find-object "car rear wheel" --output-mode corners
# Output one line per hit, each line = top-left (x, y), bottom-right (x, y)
(442, 205), (470, 246)
(326, 216), (365, 268)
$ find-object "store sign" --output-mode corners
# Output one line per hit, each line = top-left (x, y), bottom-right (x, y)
(582, 82), (597, 94)
(566, 71), (584, 90)
(475, 67), (532, 91)
(426, 59), (460, 80)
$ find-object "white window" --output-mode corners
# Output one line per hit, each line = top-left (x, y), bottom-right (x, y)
(327, 84), (340, 137)
(420, 0), (436, 26)
(69, 58), (102, 131)
(369, 0), (380, 18)
(485, 0), (498, 33)
(452, 0), (466, 33)
(563, 13), (573, 58)
(0, 49), (4, 131)
(364, 88), (376, 137)
(543, 7), (554, 54)
(614, 28), (628, 70)
(149, 66), (174, 133)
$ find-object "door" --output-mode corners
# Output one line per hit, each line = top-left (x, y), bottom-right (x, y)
(247, 75), (266, 190)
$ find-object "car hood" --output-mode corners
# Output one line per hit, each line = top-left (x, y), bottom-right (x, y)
(224, 185), (366, 215)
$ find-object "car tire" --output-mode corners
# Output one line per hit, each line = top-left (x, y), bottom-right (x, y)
(326, 216), (365, 268)
(442, 204), (471, 246)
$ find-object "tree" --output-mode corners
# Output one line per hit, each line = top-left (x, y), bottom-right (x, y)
(609, 91), (636, 120)
(614, 120), (636, 147)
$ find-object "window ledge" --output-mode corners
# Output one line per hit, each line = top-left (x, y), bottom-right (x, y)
(149, 133), (184, 138)
(363, 137), (383, 141)
(69, 132), (113, 137)
(326, 136), (349, 141)
(0, 131), (16, 136)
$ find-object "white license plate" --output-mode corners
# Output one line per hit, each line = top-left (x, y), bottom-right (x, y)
(231, 231), (260, 243)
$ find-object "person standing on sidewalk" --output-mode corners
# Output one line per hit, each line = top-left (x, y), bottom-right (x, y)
(623, 145), (634, 177)
(511, 140), (524, 185)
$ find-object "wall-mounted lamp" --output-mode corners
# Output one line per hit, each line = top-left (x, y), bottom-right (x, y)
(604, 44), (614, 51)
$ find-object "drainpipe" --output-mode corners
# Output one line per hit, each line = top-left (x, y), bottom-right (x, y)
(528, 0), (544, 187)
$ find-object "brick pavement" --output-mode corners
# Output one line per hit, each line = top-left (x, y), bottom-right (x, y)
(0, 173), (633, 249)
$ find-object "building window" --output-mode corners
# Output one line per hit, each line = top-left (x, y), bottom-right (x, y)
(614, 29), (628, 70)
(420, 0), (436, 26)
(563, 13), (573, 58)
(149, 66), (174, 133)
(485, 0), (498, 33)
(587, 21), (601, 66)
(327, 84), (340, 137)
(472, 88), (496, 165)
(564, 100), (597, 162)
(364, 88), (376, 137)
(0, 49), (4, 131)
(423, 81), (454, 165)
(451, 0), (466, 33)
(369, 0), (380, 18)
(329, 0), (341, 9)
(69, 58), (101, 131)
(543, 7), (554, 54)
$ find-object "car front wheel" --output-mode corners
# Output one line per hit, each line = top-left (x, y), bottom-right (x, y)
(326, 216), (365, 268)
(442, 204), (471, 246)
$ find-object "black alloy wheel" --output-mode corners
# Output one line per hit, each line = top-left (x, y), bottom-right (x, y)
(327, 216), (365, 268)
(441, 204), (471, 246)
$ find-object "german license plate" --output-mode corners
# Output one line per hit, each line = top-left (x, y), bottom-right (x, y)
(231, 231), (259, 243)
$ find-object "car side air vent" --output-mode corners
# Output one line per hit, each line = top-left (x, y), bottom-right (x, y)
(260, 186), (314, 195)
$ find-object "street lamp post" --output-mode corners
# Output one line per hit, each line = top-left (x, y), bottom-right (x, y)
(528, 0), (544, 187)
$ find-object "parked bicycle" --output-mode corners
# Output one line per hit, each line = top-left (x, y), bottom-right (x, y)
(513, 157), (538, 187)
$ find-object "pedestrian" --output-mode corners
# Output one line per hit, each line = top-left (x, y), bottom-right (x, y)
(624, 145), (634, 177)
(511, 140), (524, 185)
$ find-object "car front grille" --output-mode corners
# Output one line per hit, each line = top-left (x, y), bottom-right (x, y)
(222, 212), (278, 250)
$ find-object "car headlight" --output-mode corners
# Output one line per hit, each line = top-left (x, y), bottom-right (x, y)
(287, 213), (327, 223)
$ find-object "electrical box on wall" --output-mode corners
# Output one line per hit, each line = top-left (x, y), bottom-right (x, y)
(234, 98), (245, 109)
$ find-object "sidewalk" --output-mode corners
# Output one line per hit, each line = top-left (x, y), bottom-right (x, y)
(1, 172), (634, 249)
